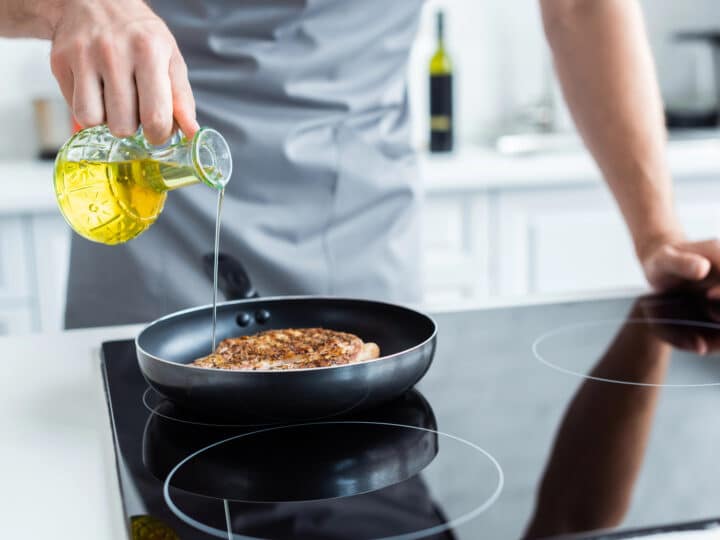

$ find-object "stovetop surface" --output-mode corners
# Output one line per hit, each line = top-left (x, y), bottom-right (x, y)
(102, 294), (720, 539)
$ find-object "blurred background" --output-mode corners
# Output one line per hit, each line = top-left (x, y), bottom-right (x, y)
(5, 0), (720, 154)
(2, 0), (720, 334)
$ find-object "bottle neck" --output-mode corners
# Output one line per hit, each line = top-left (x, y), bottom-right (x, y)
(148, 140), (202, 191)
(430, 11), (451, 75)
(436, 12), (445, 47)
(146, 128), (232, 192)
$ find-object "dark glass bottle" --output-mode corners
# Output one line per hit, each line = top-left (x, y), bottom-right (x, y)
(429, 11), (453, 152)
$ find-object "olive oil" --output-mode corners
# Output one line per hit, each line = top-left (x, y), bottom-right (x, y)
(211, 188), (225, 351)
(53, 125), (234, 350)
(54, 158), (199, 245)
(54, 125), (232, 245)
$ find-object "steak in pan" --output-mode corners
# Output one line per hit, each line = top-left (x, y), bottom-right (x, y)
(192, 327), (380, 370)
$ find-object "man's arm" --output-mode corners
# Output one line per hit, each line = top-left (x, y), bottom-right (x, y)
(0, 0), (197, 144)
(540, 0), (720, 297)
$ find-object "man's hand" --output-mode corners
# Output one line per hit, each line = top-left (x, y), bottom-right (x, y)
(49, 0), (198, 144)
(640, 238), (720, 298)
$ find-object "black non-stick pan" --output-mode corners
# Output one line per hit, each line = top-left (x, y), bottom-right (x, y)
(135, 255), (437, 421)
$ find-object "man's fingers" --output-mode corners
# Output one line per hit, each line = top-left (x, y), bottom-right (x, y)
(170, 54), (199, 138)
(71, 67), (105, 128)
(136, 63), (174, 145)
(655, 246), (711, 281)
(132, 36), (173, 144)
(685, 239), (720, 268)
(50, 44), (78, 116)
(50, 56), (74, 108)
(103, 71), (139, 138)
(51, 16), (195, 142)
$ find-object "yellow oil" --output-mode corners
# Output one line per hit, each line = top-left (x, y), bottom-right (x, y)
(54, 159), (197, 245)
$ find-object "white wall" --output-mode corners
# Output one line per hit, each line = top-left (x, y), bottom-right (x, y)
(0, 1), (719, 158)
(641, 0), (720, 105)
(408, 0), (720, 147)
(0, 39), (57, 160)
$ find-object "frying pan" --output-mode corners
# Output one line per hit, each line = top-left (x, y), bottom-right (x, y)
(135, 254), (437, 421)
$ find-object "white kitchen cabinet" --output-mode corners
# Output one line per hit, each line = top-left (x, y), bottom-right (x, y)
(492, 179), (720, 299)
(30, 214), (71, 332)
(495, 186), (645, 297)
(421, 194), (490, 304)
(0, 216), (31, 300)
(0, 304), (34, 335)
(418, 141), (720, 306)
(0, 216), (36, 335)
(675, 181), (720, 240)
(0, 213), (70, 334)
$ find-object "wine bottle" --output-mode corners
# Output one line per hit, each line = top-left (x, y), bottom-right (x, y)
(429, 10), (453, 153)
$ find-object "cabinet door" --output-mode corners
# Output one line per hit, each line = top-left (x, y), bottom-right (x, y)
(496, 187), (645, 297)
(496, 180), (720, 298)
(422, 194), (489, 305)
(30, 214), (71, 332)
(675, 181), (720, 241)
(0, 305), (34, 335)
(0, 217), (31, 300)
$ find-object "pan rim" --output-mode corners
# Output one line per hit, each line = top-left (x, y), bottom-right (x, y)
(135, 295), (438, 374)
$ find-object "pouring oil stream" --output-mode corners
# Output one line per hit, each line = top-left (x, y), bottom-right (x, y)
(211, 188), (225, 351)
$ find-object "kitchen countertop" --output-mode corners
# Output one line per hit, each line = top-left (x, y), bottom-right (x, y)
(1, 324), (141, 540)
(2, 138), (719, 214)
(420, 137), (720, 193)
(5, 293), (720, 539)
(0, 292), (610, 540)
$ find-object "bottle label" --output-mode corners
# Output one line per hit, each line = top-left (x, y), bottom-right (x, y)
(430, 74), (453, 151)
(430, 116), (451, 131)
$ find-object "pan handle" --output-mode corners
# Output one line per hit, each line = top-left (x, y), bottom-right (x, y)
(202, 253), (259, 300)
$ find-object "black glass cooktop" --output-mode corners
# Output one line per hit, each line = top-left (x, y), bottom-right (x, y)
(102, 294), (720, 539)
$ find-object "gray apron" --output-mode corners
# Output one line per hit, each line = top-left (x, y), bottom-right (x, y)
(65, 0), (424, 328)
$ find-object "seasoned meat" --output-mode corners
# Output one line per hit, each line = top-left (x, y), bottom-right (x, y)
(192, 327), (381, 370)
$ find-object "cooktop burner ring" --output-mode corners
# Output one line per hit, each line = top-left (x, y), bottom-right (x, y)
(162, 421), (505, 540)
(533, 317), (720, 388)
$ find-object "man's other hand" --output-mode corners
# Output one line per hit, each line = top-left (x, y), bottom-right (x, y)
(641, 238), (720, 298)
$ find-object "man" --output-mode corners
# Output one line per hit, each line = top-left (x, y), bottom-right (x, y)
(2, 0), (719, 328)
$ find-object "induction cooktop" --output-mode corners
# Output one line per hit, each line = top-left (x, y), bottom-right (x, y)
(102, 293), (720, 539)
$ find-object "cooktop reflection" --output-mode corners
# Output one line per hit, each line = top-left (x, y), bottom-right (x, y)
(102, 293), (720, 539)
